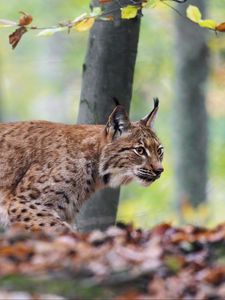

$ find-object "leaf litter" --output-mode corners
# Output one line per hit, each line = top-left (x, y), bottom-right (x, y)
(0, 222), (225, 299)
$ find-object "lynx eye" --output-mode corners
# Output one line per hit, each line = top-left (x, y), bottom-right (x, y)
(134, 146), (146, 156)
(157, 146), (164, 157)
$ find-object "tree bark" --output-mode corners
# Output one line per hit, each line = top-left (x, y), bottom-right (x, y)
(173, 0), (209, 210)
(76, 0), (141, 231)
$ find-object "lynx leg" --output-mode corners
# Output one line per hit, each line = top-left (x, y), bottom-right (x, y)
(8, 196), (73, 234)
(0, 189), (11, 227)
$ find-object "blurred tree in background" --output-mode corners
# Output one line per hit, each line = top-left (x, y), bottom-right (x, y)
(173, 0), (209, 213)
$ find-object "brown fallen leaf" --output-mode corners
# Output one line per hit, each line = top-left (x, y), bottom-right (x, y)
(9, 26), (27, 49)
(197, 266), (225, 285)
(115, 290), (144, 300)
(216, 22), (225, 32)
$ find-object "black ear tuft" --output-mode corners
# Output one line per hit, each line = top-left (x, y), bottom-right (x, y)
(153, 97), (159, 109)
(105, 105), (131, 139)
(112, 97), (120, 107)
(140, 97), (159, 128)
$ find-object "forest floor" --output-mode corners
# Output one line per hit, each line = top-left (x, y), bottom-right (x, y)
(0, 222), (225, 299)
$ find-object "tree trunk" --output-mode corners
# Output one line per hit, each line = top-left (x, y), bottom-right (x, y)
(173, 0), (209, 210)
(76, 0), (141, 231)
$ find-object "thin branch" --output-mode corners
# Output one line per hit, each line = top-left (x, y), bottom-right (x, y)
(162, 0), (216, 32)
(161, 0), (187, 19)
(1, 0), (215, 34)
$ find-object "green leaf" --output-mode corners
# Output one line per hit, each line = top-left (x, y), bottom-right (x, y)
(37, 27), (67, 37)
(198, 19), (217, 30)
(91, 7), (102, 17)
(186, 5), (202, 23)
(121, 5), (139, 19)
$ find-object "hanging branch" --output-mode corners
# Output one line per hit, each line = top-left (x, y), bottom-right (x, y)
(0, 0), (224, 50)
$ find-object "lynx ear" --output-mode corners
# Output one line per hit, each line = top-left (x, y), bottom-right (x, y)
(141, 97), (159, 128)
(105, 105), (131, 139)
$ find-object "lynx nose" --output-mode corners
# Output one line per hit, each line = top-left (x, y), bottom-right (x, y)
(154, 168), (164, 176)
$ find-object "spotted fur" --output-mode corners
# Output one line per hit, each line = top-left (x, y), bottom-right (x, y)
(0, 99), (163, 233)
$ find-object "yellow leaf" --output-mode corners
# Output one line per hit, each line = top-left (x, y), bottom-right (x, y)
(37, 27), (67, 37)
(186, 5), (202, 23)
(74, 17), (95, 32)
(198, 19), (217, 30)
(121, 5), (139, 20)
(180, 200), (195, 222)
(180, 199), (210, 224)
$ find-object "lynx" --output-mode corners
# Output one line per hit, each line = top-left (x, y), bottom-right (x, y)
(0, 98), (164, 233)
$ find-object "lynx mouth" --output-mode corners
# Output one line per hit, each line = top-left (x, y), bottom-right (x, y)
(136, 173), (155, 182)
(136, 169), (160, 183)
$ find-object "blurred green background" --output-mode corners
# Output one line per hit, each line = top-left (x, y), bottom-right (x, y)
(0, 0), (224, 228)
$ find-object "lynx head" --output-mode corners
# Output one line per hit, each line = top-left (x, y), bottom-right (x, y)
(99, 98), (164, 188)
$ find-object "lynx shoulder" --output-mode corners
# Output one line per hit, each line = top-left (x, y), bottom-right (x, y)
(0, 98), (164, 233)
